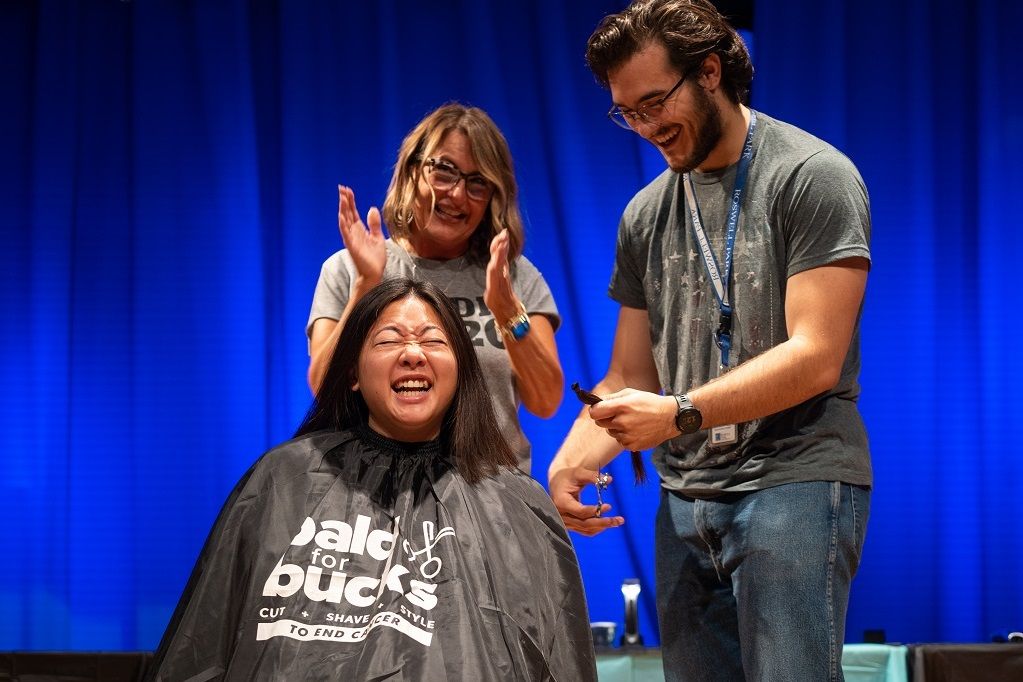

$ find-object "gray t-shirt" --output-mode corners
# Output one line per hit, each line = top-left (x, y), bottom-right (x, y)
(308, 239), (561, 475)
(609, 111), (872, 496)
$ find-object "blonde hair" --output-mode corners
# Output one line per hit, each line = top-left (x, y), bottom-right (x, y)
(381, 103), (525, 266)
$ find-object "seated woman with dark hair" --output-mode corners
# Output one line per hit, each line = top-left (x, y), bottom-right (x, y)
(146, 278), (596, 682)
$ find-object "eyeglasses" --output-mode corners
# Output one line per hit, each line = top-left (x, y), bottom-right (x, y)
(422, 158), (494, 202)
(607, 67), (694, 131)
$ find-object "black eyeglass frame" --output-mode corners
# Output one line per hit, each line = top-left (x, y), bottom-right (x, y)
(421, 157), (494, 202)
(607, 66), (697, 131)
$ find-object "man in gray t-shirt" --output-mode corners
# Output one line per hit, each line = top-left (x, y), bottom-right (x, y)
(609, 112), (871, 495)
(548, 2), (871, 681)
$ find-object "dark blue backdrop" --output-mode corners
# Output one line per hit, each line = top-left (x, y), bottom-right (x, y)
(2, 0), (1021, 650)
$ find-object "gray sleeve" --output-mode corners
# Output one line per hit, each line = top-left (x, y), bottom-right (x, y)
(608, 210), (649, 310)
(778, 149), (871, 277)
(513, 256), (562, 332)
(306, 251), (355, 344)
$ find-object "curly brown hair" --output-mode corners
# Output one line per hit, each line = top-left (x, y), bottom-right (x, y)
(586, 0), (753, 105)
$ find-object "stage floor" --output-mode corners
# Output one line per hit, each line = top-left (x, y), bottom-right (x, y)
(3, 643), (1023, 680)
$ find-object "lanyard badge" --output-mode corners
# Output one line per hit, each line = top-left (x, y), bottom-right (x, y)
(682, 110), (758, 370)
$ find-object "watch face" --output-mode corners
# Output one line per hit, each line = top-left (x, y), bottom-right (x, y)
(676, 410), (702, 434)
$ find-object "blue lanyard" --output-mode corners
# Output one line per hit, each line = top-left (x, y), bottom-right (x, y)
(682, 109), (757, 368)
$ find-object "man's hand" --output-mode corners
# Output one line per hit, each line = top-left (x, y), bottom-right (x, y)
(589, 388), (678, 451)
(548, 467), (625, 536)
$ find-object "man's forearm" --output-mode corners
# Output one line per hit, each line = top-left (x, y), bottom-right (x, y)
(549, 408), (624, 479)
(687, 335), (829, 428)
(548, 376), (630, 481)
(688, 261), (868, 427)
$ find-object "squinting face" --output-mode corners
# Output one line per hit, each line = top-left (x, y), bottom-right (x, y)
(608, 42), (722, 173)
(353, 296), (458, 442)
(412, 130), (490, 259)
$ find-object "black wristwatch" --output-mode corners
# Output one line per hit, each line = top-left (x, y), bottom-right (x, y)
(673, 394), (703, 434)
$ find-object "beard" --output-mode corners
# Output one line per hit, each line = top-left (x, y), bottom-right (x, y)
(663, 84), (723, 173)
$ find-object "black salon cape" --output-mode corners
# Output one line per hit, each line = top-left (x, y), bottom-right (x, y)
(146, 428), (596, 682)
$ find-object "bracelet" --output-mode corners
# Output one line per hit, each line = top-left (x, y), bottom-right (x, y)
(500, 304), (531, 342)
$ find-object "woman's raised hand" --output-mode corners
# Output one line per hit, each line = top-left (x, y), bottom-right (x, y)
(484, 230), (520, 325)
(337, 185), (386, 285)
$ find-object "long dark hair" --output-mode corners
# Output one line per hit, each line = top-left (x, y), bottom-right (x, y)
(295, 278), (517, 483)
(586, 0), (754, 105)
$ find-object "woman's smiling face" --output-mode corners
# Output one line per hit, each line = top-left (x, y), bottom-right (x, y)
(353, 295), (458, 441)
(410, 130), (491, 259)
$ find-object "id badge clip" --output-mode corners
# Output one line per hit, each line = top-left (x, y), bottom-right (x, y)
(711, 336), (739, 446)
(710, 424), (738, 446)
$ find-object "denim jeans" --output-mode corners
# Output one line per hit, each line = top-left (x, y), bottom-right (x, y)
(655, 481), (870, 682)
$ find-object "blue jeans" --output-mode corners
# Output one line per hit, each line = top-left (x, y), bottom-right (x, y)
(655, 481), (870, 682)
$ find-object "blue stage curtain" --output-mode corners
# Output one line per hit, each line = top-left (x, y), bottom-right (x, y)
(754, 0), (1023, 643)
(1, 0), (1020, 651)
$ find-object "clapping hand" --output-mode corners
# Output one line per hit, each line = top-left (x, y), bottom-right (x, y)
(484, 230), (520, 325)
(337, 184), (386, 285)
